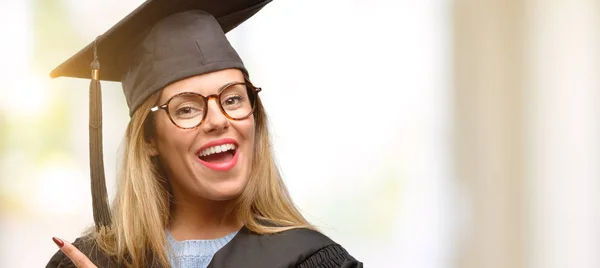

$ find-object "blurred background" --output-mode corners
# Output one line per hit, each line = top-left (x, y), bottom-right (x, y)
(0, 0), (598, 267)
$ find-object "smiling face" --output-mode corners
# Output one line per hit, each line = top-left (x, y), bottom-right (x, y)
(149, 68), (255, 202)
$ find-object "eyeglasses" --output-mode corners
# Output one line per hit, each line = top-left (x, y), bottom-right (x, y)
(150, 80), (261, 129)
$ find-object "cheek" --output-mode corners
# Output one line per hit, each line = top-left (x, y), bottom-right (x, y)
(153, 117), (171, 149)
(246, 118), (256, 164)
(153, 116), (190, 154)
(244, 117), (256, 147)
(234, 117), (256, 159)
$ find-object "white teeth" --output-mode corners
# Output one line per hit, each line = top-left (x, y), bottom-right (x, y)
(199, 143), (237, 157)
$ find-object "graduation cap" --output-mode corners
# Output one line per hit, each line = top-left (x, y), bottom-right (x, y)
(50, 0), (272, 232)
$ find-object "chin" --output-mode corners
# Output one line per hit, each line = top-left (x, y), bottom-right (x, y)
(201, 178), (248, 201)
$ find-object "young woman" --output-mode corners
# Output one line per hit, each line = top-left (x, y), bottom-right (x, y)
(46, 1), (361, 267)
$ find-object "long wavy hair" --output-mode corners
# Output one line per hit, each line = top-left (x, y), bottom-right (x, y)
(89, 85), (313, 267)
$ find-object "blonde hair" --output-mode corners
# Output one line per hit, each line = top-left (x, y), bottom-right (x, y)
(90, 89), (313, 267)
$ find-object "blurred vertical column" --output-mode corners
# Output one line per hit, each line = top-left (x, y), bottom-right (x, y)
(452, 1), (527, 268)
(525, 1), (600, 268)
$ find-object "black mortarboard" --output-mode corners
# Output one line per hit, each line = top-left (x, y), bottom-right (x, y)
(50, 0), (272, 232)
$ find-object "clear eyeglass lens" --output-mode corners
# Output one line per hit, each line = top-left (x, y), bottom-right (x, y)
(169, 93), (205, 128)
(167, 84), (256, 128)
(219, 83), (253, 119)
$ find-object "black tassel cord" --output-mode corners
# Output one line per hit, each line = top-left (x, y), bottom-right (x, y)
(89, 47), (112, 232)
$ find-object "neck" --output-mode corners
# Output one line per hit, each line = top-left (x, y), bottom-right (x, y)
(168, 194), (242, 241)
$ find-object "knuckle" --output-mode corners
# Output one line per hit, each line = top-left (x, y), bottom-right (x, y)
(74, 255), (89, 267)
(62, 244), (92, 267)
(63, 246), (76, 255)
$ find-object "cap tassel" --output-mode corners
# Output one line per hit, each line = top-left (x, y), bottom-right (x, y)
(89, 39), (112, 232)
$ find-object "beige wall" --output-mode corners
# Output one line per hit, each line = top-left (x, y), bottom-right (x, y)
(526, 1), (600, 268)
(453, 0), (600, 268)
(453, 1), (526, 267)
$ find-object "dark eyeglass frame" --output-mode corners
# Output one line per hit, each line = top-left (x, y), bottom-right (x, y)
(150, 80), (262, 129)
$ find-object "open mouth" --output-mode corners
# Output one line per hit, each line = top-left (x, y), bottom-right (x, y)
(198, 143), (237, 163)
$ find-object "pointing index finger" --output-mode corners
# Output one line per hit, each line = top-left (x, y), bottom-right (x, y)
(53, 237), (98, 268)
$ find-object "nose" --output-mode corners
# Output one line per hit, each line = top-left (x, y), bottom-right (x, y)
(200, 96), (229, 134)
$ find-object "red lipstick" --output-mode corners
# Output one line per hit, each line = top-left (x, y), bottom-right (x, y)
(195, 138), (239, 172)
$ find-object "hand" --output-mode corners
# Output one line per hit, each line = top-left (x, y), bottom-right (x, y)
(52, 237), (98, 268)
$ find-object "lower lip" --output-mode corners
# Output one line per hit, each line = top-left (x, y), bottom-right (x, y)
(196, 149), (239, 171)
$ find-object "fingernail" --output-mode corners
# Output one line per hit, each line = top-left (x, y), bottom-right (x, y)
(52, 237), (64, 248)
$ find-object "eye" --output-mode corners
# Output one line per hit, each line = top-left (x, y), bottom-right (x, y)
(222, 95), (243, 107)
(173, 104), (202, 119)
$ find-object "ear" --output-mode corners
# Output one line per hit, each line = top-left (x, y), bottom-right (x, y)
(146, 138), (159, 157)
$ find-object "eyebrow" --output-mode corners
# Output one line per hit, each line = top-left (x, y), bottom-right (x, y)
(159, 79), (246, 102)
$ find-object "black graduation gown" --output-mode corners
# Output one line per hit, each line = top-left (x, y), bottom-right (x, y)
(46, 227), (363, 268)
